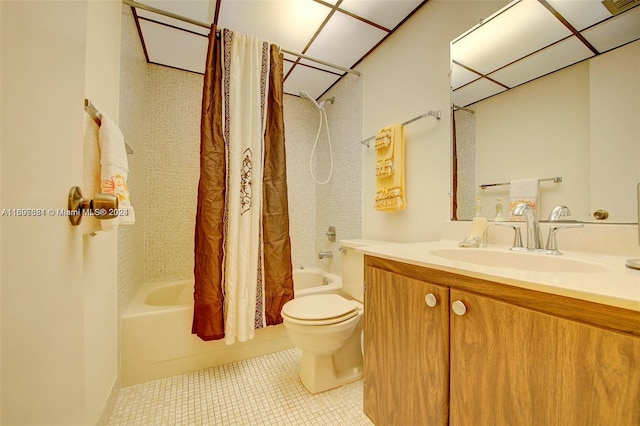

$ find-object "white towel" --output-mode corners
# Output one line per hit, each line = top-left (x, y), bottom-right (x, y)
(98, 111), (135, 230)
(509, 178), (539, 220)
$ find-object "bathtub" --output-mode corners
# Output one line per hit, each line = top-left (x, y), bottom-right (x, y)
(121, 268), (341, 386)
(293, 266), (342, 297)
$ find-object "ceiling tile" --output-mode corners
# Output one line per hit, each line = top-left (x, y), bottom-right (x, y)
(452, 78), (506, 108)
(136, 9), (210, 36)
(339, 0), (423, 30)
(305, 11), (387, 68)
(450, 62), (480, 90)
(581, 6), (640, 53)
(451, 0), (571, 74)
(284, 66), (341, 99)
(546, 0), (612, 30)
(136, 0), (213, 33)
(490, 36), (594, 88)
(283, 58), (294, 76)
(140, 20), (208, 74)
(217, 0), (332, 53)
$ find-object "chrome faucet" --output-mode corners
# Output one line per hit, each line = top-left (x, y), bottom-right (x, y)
(318, 251), (333, 259)
(548, 205), (571, 221)
(512, 202), (544, 250)
(545, 205), (583, 255)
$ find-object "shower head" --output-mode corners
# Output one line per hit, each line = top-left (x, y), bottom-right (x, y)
(299, 90), (321, 109)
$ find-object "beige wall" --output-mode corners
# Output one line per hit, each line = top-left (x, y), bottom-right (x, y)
(589, 40), (640, 223)
(83, 1), (121, 422)
(360, 0), (508, 242)
(1, 0), (121, 423)
(475, 62), (591, 219)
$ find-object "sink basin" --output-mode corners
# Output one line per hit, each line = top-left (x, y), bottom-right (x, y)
(428, 248), (607, 274)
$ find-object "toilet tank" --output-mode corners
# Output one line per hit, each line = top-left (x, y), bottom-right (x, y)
(339, 240), (389, 302)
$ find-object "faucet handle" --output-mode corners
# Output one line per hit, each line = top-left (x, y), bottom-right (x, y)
(548, 205), (571, 221)
(545, 223), (583, 255)
(494, 222), (525, 251)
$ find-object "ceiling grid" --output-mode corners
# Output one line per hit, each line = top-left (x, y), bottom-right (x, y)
(129, 0), (427, 99)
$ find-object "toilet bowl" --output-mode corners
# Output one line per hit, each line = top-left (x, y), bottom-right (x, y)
(282, 293), (363, 394)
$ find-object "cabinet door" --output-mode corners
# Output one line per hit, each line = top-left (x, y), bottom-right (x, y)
(364, 266), (449, 426)
(450, 289), (640, 425)
(555, 313), (640, 425)
(450, 289), (558, 425)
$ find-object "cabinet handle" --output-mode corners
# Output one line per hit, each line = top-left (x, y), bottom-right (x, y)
(452, 300), (467, 316)
(425, 293), (438, 307)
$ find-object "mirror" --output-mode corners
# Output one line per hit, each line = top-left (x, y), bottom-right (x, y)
(451, 0), (640, 223)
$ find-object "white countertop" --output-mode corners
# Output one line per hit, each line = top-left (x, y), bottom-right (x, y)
(356, 240), (640, 312)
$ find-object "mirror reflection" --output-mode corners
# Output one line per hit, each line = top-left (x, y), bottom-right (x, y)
(451, 0), (640, 223)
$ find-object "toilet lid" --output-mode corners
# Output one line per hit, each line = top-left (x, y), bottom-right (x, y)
(282, 294), (359, 323)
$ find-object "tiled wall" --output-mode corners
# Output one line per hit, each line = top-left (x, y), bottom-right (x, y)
(117, 7), (148, 315)
(454, 107), (476, 220)
(283, 96), (318, 269)
(143, 65), (202, 283)
(314, 72), (363, 275)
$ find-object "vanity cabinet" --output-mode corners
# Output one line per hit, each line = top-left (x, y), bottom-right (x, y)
(363, 266), (449, 426)
(364, 256), (640, 426)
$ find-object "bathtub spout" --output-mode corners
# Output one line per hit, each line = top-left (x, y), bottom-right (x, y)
(318, 251), (333, 259)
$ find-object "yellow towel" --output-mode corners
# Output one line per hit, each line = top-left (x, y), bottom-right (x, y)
(375, 124), (405, 211)
(375, 125), (395, 179)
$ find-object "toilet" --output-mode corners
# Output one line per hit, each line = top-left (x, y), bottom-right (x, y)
(282, 240), (375, 394)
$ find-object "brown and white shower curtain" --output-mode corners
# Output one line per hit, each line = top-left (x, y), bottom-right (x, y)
(193, 26), (294, 344)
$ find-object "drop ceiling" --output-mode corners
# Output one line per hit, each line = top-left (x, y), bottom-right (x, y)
(127, 0), (427, 100)
(451, 0), (640, 108)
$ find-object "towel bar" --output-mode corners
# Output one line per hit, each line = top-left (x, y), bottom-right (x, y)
(480, 176), (562, 189)
(361, 110), (441, 147)
(84, 99), (134, 155)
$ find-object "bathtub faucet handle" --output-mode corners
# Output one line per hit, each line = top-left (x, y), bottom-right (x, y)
(325, 226), (336, 242)
(318, 251), (333, 259)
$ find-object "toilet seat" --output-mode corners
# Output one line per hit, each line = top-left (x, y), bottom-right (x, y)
(282, 294), (360, 326)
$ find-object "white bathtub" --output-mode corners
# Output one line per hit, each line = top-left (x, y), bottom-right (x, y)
(293, 267), (342, 297)
(121, 268), (341, 386)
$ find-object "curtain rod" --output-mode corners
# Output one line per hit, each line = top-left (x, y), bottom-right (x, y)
(122, 0), (361, 77)
(361, 110), (441, 147)
(453, 105), (475, 114)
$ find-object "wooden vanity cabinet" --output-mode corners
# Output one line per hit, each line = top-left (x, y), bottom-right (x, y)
(364, 256), (640, 426)
(363, 265), (449, 426)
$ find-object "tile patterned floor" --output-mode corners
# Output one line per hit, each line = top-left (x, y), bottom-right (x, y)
(108, 348), (373, 425)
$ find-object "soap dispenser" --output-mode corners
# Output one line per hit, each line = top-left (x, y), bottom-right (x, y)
(459, 197), (488, 248)
(494, 198), (505, 222)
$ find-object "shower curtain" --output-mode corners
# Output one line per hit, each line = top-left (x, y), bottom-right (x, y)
(193, 26), (294, 344)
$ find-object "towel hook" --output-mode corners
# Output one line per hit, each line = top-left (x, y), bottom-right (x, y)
(68, 186), (119, 225)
